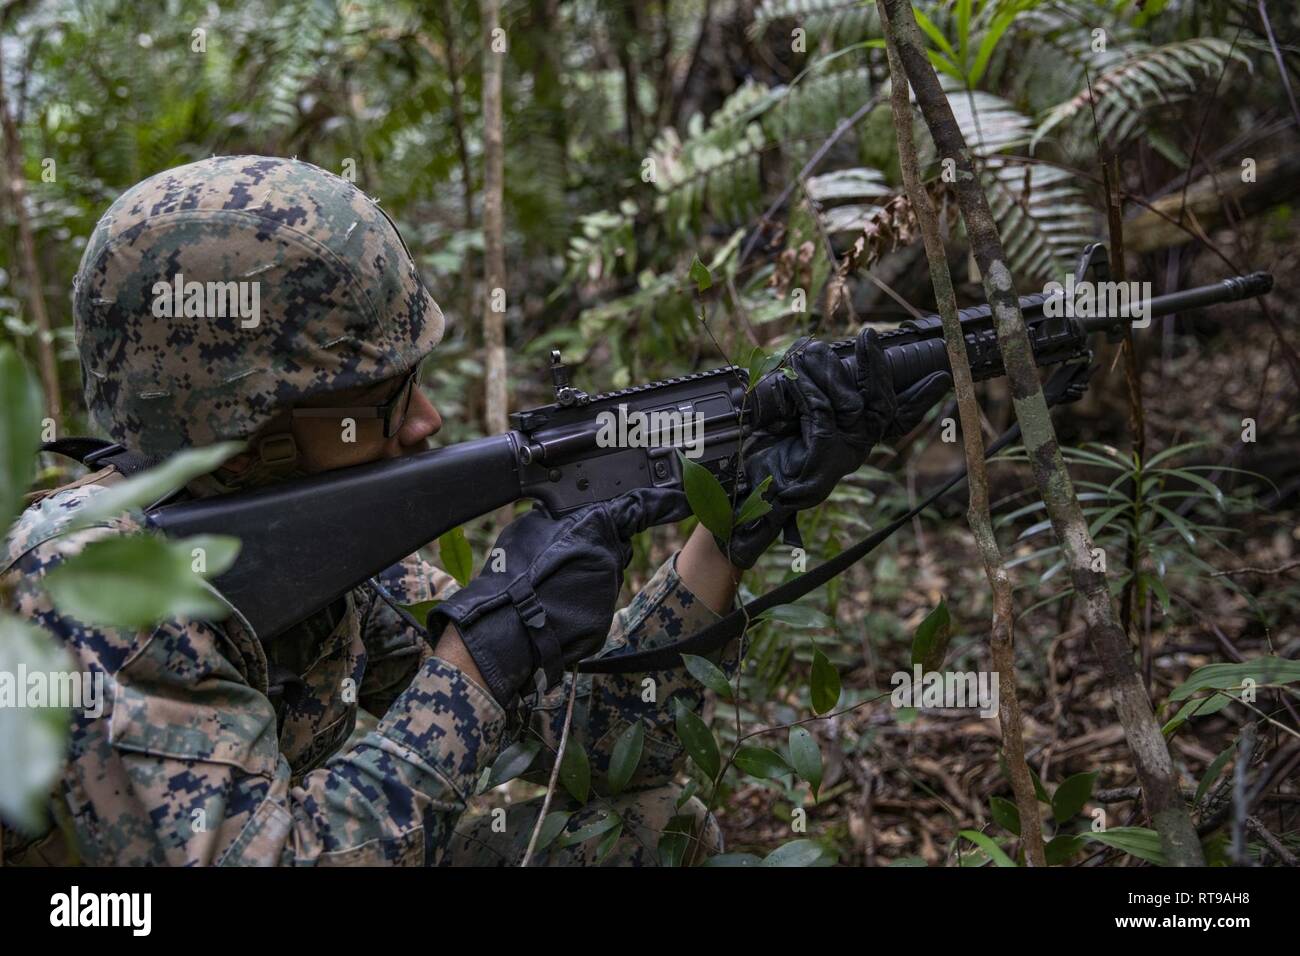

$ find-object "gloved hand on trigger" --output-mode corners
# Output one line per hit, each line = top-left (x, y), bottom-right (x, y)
(723, 329), (951, 570)
(426, 487), (690, 706)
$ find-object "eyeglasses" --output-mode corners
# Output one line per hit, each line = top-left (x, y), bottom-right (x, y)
(291, 366), (420, 438)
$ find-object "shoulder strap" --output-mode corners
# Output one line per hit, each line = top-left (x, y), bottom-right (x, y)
(40, 438), (160, 477)
(578, 361), (1093, 675)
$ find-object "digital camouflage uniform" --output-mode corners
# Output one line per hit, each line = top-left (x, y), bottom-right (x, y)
(1, 480), (729, 866)
(1, 156), (735, 866)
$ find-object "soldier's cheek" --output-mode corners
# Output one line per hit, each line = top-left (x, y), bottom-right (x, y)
(293, 419), (390, 472)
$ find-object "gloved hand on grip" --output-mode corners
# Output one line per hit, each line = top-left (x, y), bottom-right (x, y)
(426, 486), (689, 706)
(724, 329), (950, 570)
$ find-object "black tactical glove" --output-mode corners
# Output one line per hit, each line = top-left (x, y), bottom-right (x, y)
(725, 329), (951, 569)
(426, 487), (689, 706)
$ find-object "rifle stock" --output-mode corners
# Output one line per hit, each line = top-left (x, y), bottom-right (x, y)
(150, 435), (521, 638)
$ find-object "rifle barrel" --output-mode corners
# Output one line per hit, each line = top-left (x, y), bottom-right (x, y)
(1076, 271), (1274, 333)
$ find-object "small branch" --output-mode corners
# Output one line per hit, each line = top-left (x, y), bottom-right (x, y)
(1230, 723), (1255, 866)
(1247, 815), (1298, 866)
(1210, 560), (1300, 578)
(521, 673), (580, 867)
(878, 0), (1044, 868)
(1256, 1), (1300, 132)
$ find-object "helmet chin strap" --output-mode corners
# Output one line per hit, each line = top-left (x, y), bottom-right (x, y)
(203, 432), (303, 493)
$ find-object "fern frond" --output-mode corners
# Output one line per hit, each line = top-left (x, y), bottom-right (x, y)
(982, 163), (1096, 283)
(564, 203), (638, 283)
(749, 0), (880, 47)
(650, 81), (773, 237)
(913, 82), (1095, 283)
(762, 66), (875, 169)
(1032, 37), (1256, 152)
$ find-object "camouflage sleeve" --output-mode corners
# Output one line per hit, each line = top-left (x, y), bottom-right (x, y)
(9, 530), (505, 866)
(525, 552), (742, 791)
(355, 552), (456, 715)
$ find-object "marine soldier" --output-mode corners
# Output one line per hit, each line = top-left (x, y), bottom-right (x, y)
(2, 155), (942, 865)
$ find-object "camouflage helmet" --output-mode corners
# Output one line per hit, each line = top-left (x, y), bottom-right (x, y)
(73, 155), (445, 456)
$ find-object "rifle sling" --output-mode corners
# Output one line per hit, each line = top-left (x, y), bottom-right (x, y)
(577, 361), (1089, 675)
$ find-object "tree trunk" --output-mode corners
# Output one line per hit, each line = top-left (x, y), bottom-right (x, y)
(480, 0), (509, 454)
(0, 38), (61, 427)
(883, 0), (1204, 866)
(878, 0), (1044, 867)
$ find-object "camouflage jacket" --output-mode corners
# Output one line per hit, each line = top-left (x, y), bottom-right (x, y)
(1, 471), (728, 866)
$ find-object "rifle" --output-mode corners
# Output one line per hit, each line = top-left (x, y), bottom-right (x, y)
(146, 244), (1273, 652)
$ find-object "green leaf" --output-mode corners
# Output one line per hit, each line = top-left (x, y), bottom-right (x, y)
(766, 602), (830, 629)
(1163, 692), (1234, 737)
(1145, 440), (1210, 468)
(1029, 765), (1051, 804)
(701, 852), (762, 867)
(1051, 771), (1096, 823)
(681, 653), (733, 699)
(607, 721), (645, 796)
(1195, 743), (1235, 806)
(788, 726), (823, 798)
(398, 599), (442, 626)
(1044, 834), (1086, 866)
(743, 347), (783, 393)
(969, 8), (1018, 85)
(913, 5), (959, 64)
(438, 526), (473, 587)
(678, 452), (733, 541)
(958, 830), (1017, 867)
(182, 535), (242, 578)
(1169, 657), (1300, 701)
(595, 821), (623, 863)
(535, 811), (572, 852)
(1086, 827), (1166, 865)
(1143, 573), (1171, 614)
(555, 810), (621, 848)
(1150, 504), (1198, 547)
(734, 745), (791, 781)
(44, 534), (241, 627)
(989, 796), (1021, 836)
(0, 346), (43, 528)
(734, 476), (774, 528)
(657, 814), (696, 868)
(674, 697), (720, 779)
(559, 739), (591, 804)
(689, 255), (712, 292)
(760, 839), (829, 867)
(487, 738), (541, 787)
(67, 442), (244, 531)
(911, 598), (952, 671)
(810, 649), (841, 715)
(0, 614), (73, 833)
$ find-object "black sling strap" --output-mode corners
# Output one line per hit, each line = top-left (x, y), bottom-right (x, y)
(39, 438), (160, 477)
(578, 360), (1093, 675)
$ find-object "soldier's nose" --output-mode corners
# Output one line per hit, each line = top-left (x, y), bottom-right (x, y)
(395, 388), (441, 451)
